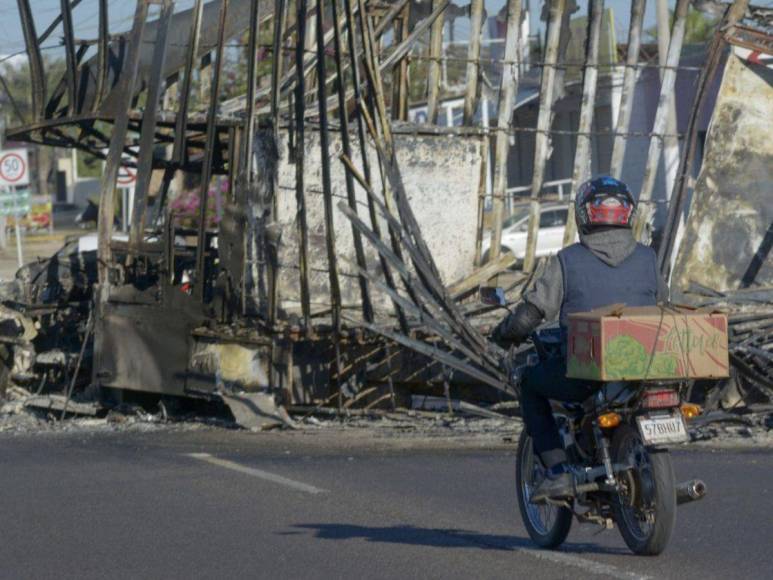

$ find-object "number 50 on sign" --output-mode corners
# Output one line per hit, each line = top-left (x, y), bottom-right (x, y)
(0, 149), (30, 187)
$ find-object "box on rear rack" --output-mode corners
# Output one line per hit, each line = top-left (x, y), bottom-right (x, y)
(566, 305), (729, 382)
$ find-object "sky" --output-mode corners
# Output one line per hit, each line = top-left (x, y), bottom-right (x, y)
(0, 0), (770, 64)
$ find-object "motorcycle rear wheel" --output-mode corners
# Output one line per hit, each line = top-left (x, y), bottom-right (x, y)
(611, 424), (677, 556)
(516, 430), (573, 549)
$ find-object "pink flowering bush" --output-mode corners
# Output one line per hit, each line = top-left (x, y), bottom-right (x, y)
(169, 180), (226, 229)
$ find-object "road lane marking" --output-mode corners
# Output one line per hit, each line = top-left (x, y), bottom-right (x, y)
(186, 452), (646, 578)
(185, 453), (327, 495)
(523, 548), (653, 580)
(430, 526), (652, 579)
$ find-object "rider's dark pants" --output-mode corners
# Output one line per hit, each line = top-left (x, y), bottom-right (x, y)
(521, 356), (598, 468)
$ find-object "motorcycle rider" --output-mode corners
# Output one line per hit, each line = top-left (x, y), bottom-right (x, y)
(492, 176), (668, 502)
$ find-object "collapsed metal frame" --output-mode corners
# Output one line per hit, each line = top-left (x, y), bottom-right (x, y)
(1, 0), (763, 407)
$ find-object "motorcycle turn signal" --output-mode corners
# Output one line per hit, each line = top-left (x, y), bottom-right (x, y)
(597, 412), (621, 428)
(680, 403), (702, 421)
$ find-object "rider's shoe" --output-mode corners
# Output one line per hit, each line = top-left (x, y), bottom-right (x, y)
(531, 470), (575, 503)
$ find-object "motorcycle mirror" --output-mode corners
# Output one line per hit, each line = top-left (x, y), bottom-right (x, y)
(479, 286), (507, 307)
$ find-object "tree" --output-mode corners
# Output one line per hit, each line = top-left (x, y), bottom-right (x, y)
(645, 7), (720, 45)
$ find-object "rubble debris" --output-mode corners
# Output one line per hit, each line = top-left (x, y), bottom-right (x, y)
(0, 0), (768, 421)
(221, 392), (296, 431)
(23, 395), (100, 417)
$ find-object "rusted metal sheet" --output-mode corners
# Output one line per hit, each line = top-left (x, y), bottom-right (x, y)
(671, 51), (773, 294)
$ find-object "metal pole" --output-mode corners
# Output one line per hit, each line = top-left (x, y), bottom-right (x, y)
(13, 189), (23, 268)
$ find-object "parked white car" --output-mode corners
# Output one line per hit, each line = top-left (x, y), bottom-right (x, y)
(482, 203), (573, 264)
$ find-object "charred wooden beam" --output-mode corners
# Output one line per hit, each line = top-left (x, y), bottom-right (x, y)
(379, 0), (449, 72)
(172, 0), (204, 166)
(358, 0), (424, 311)
(523, 0), (565, 273)
(60, 0), (78, 115)
(487, 0), (522, 263)
(609, 0), (645, 178)
(343, 255), (501, 376)
(295, 0), (313, 330)
(195, 0), (229, 300)
(347, 315), (511, 395)
(341, 153), (500, 368)
(39, 0), (84, 45)
(97, 1), (149, 283)
(426, 0), (446, 124)
(373, 0), (410, 38)
(271, 0), (288, 130)
(129, 0), (175, 257)
(633, 0), (690, 241)
(342, 0), (408, 332)
(17, 0), (46, 120)
(338, 202), (505, 378)
(563, 0), (605, 246)
(332, 0), (373, 323)
(391, 3), (410, 121)
(244, 0), (262, 180)
(316, 0), (343, 335)
(0, 75), (25, 124)
(462, 0), (485, 126)
(473, 135), (489, 266)
(94, 0), (110, 112)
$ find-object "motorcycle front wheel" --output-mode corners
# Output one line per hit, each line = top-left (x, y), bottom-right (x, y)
(516, 430), (573, 549)
(611, 424), (677, 556)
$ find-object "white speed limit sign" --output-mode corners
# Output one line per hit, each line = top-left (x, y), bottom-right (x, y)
(0, 149), (30, 186)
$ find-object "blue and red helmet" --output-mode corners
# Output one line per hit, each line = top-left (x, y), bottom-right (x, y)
(575, 176), (636, 230)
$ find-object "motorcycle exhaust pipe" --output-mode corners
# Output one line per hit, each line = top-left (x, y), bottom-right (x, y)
(676, 479), (707, 505)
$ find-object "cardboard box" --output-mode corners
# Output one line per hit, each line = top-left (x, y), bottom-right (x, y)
(566, 306), (729, 381)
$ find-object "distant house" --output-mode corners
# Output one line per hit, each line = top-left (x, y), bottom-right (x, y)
(408, 42), (721, 233)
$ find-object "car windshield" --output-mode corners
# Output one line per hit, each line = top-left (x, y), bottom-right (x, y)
(503, 207), (531, 230)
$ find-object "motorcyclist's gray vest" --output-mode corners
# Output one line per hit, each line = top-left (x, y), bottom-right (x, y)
(557, 242), (658, 333)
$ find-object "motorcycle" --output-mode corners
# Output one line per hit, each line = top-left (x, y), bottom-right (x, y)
(513, 328), (706, 556)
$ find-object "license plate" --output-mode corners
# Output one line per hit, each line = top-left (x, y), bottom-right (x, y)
(636, 414), (688, 445)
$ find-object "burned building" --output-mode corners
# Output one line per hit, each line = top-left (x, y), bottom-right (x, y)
(0, 0), (770, 418)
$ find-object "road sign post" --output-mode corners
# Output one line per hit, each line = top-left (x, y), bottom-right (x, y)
(0, 188), (30, 268)
(13, 192), (23, 267)
(102, 149), (137, 232)
(0, 148), (30, 252)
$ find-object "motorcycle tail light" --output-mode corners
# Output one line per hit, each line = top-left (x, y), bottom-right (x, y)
(642, 389), (680, 409)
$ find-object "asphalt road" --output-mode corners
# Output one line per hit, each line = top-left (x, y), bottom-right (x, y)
(0, 429), (771, 580)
